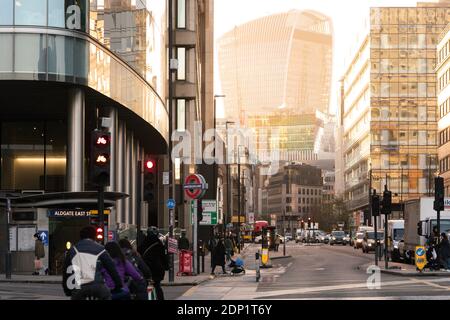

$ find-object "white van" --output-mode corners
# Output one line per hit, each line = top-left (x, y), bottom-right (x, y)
(387, 219), (404, 262)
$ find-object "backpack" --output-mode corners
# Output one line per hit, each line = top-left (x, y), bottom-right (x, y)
(71, 246), (105, 286)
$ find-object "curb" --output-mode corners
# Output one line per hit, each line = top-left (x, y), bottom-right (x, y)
(380, 269), (450, 277)
(0, 279), (62, 285)
(270, 255), (292, 260)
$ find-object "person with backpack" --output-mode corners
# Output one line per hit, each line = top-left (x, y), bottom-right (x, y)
(119, 238), (151, 300)
(138, 229), (169, 300)
(103, 242), (144, 300)
(62, 226), (123, 300)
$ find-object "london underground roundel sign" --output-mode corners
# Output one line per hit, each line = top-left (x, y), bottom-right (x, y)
(184, 174), (208, 199)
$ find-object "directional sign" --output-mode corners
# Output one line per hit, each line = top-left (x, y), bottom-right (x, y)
(168, 237), (178, 254)
(37, 230), (49, 246)
(167, 199), (176, 210)
(415, 246), (427, 271)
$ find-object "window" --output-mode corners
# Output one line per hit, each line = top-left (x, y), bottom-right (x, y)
(0, 0), (13, 25)
(177, 47), (186, 80)
(48, 0), (65, 28)
(177, 99), (186, 131)
(177, 0), (186, 28)
(15, 0), (47, 26)
(14, 34), (46, 73)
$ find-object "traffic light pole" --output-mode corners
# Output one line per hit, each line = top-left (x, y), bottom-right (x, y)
(373, 190), (378, 267)
(98, 186), (105, 245)
(5, 198), (11, 279)
(168, 0), (175, 283)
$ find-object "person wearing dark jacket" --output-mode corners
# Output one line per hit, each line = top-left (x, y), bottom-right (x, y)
(119, 238), (151, 300)
(439, 233), (450, 271)
(62, 226), (123, 300)
(211, 239), (226, 275)
(178, 232), (190, 250)
(139, 231), (168, 300)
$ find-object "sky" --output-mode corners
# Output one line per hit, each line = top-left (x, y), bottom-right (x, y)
(214, 0), (437, 116)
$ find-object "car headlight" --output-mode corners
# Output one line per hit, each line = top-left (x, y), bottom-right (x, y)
(394, 245), (398, 249)
(368, 243), (372, 247)
(332, 237), (336, 240)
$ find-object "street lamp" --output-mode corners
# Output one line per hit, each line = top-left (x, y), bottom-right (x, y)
(225, 120), (235, 231)
(213, 95), (225, 237)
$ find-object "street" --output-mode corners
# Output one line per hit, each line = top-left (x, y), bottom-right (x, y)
(179, 242), (450, 300)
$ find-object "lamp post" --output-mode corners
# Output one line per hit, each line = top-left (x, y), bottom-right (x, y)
(225, 121), (234, 231)
(213, 95), (225, 237)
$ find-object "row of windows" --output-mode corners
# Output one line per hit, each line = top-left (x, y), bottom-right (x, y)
(298, 188), (322, 196)
(440, 156), (450, 174)
(439, 96), (450, 119)
(438, 38), (450, 64)
(439, 126), (450, 147)
(371, 129), (436, 146)
(285, 197), (322, 205)
(372, 82), (435, 98)
(439, 67), (450, 92)
(285, 206), (318, 214)
(0, 0), (87, 31)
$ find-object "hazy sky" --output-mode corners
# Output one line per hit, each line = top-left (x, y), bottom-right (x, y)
(214, 0), (437, 115)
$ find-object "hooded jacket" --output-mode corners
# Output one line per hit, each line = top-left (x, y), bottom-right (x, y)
(62, 239), (122, 296)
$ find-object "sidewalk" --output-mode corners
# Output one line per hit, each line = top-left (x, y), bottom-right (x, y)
(360, 261), (450, 277)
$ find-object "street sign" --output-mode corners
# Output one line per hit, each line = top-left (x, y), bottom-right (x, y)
(415, 246), (427, 271)
(168, 237), (178, 254)
(37, 230), (49, 246)
(190, 200), (218, 225)
(163, 172), (169, 185)
(167, 198), (176, 210)
(184, 174), (208, 199)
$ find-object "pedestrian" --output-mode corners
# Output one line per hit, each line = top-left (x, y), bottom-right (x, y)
(119, 239), (151, 300)
(33, 233), (46, 275)
(62, 226), (123, 300)
(103, 242), (144, 300)
(139, 229), (169, 300)
(274, 235), (281, 252)
(439, 233), (450, 271)
(178, 231), (190, 251)
(224, 236), (234, 262)
(211, 238), (226, 275)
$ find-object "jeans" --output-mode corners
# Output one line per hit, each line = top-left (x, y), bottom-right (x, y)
(71, 283), (112, 300)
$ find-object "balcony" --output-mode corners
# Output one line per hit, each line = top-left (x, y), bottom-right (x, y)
(346, 196), (369, 211)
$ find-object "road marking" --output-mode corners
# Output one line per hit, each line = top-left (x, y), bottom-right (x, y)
(409, 278), (450, 291)
(251, 278), (441, 298)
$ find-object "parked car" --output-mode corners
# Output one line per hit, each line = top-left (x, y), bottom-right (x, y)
(343, 234), (351, 244)
(284, 233), (293, 242)
(329, 230), (347, 245)
(353, 232), (364, 249)
(362, 231), (384, 253)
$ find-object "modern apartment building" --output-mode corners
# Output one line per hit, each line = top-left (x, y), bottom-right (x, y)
(339, 4), (450, 221)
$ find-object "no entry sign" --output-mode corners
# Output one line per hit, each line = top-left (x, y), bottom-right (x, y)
(184, 174), (208, 199)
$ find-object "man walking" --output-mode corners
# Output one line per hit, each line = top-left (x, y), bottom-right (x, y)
(62, 226), (123, 300)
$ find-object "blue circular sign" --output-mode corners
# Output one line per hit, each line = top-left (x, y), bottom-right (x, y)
(167, 199), (176, 209)
(416, 248), (425, 256)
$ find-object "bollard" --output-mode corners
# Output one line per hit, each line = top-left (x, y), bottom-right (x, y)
(255, 251), (261, 282)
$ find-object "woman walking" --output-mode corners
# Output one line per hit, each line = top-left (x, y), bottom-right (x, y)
(211, 238), (227, 275)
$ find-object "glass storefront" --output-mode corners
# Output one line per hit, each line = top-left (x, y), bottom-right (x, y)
(0, 121), (66, 191)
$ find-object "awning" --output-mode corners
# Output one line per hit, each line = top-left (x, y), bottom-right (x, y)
(0, 191), (129, 209)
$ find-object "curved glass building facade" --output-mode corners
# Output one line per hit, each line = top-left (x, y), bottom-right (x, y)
(0, 0), (169, 274)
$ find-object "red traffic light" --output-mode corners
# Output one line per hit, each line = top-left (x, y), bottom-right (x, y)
(96, 135), (110, 146)
(96, 227), (104, 240)
(145, 160), (155, 170)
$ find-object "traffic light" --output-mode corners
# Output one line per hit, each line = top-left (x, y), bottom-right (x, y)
(197, 201), (203, 223)
(307, 217), (311, 228)
(96, 227), (104, 242)
(143, 159), (156, 203)
(300, 220), (304, 229)
(90, 130), (111, 187)
(371, 194), (380, 217)
(434, 176), (445, 211)
(381, 188), (392, 215)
